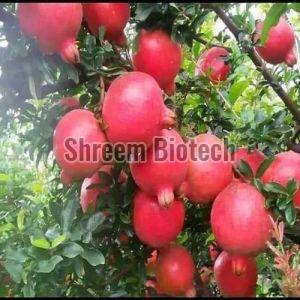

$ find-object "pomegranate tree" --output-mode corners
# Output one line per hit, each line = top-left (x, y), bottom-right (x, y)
(102, 71), (176, 148)
(179, 133), (233, 204)
(253, 18), (297, 67)
(211, 182), (273, 255)
(214, 251), (258, 297)
(130, 129), (188, 207)
(133, 29), (182, 96)
(195, 47), (231, 83)
(155, 245), (196, 296)
(53, 109), (107, 181)
(17, 3), (82, 64)
(133, 191), (185, 248)
(80, 165), (112, 213)
(83, 3), (130, 47)
(262, 151), (300, 208)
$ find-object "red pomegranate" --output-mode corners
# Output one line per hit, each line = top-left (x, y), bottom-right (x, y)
(130, 129), (188, 207)
(133, 29), (182, 96)
(254, 18), (297, 67)
(233, 147), (265, 176)
(60, 169), (73, 186)
(17, 3), (82, 64)
(195, 47), (231, 84)
(262, 151), (300, 208)
(102, 72), (176, 148)
(60, 97), (80, 111)
(133, 191), (185, 248)
(83, 3), (130, 47)
(208, 243), (220, 262)
(211, 182), (273, 255)
(155, 245), (196, 296)
(53, 109), (107, 181)
(80, 165), (112, 213)
(179, 133), (233, 204)
(214, 251), (257, 297)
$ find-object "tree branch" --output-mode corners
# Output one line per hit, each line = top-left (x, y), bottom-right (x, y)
(205, 4), (300, 124)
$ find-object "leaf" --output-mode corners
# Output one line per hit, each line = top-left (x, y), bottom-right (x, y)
(80, 248), (105, 266)
(228, 80), (249, 103)
(61, 242), (84, 258)
(260, 3), (288, 45)
(51, 234), (67, 249)
(74, 258), (85, 278)
(264, 182), (288, 195)
(98, 26), (106, 42)
(0, 173), (10, 182)
(86, 212), (105, 232)
(0, 223), (15, 233)
(288, 3), (300, 12)
(286, 179), (299, 196)
(17, 209), (26, 231)
(256, 156), (274, 178)
(22, 284), (35, 297)
(238, 160), (254, 178)
(85, 35), (96, 53)
(28, 76), (38, 99)
(67, 64), (79, 84)
(3, 260), (22, 283)
(253, 178), (265, 194)
(135, 3), (155, 21)
(30, 237), (51, 250)
(5, 247), (27, 263)
(35, 255), (63, 273)
(285, 204), (297, 226)
(62, 196), (80, 233)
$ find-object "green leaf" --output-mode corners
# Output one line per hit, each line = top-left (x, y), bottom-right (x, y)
(228, 80), (249, 103)
(85, 35), (97, 53)
(285, 204), (297, 226)
(80, 248), (105, 266)
(253, 178), (265, 194)
(86, 212), (105, 232)
(135, 3), (155, 21)
(30, 237), (51, 250)
(51, 234), (67, 249)
(0, 223), (15, 233)
(61, 242), (84, 258)
(288, 3), (300, 12)
(17, 209), (26, 231)
(35, 255), (63, 273)
(256, 156), (274, 178)
(238, 160), (254, 178)
(98, 26), (106, 42)
(287, 179), (299, 196)
(0, 173), (10, 182)
(120, 212), (131, 224)
(5, 247), (27, 263)
(260, 3), (288, 45)
(3, 260), (22, 283)
(74, 258), (85, 278)
(62, 196), (80, 233)
(28, 76), (38, 99)
(22, 284), (35, 297)
(264, 182), (288, 195)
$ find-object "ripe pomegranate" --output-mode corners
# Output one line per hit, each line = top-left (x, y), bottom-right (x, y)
(60, 169), (73, 186)
(17, 3), (82, 63)
(155, 245), (195, 296)
(80, 165), (112, 213)
(195, 47), (231, 84)
(133, 191), (185, 248)
(211, 182), (272, 255)
(53, 109), (107, 181)
(208, 243), (220, 262)
(253, 18), (297, 67)
(130, 129), (188, 207)
(233, 147), (265, 176)
(262, 151), (300, 208)
(83, 3), (130, 47)
(179, 133), (233, 204)
(60, 97), (80, 111)
(102, 72), (176, 148)
(214, 251), (258, 297)
(133, 29), (182, 96)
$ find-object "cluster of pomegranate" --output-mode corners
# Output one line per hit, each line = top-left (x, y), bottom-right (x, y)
(16, 3), (300, 297)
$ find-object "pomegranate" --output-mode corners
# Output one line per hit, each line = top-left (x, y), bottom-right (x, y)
(179, 133), (233, 204)
(80, 165), (112, 213)
(60, 97), (80, 111)
(233, 147), (265, 176)
(253, 18), (297, 67)
(262, 151), (300, 208)
(208, 243), (220, 262)
(133, 191), (185, 248)
(53, 109), (107, 180)
(102, 71), (176, 148)
(60, 169), (73, 186)
(155, 245), (196, 296)
(118, 170), (128, 184)
(130, 129), (188, 207)
(214, 251), (257, 297)
(211, 182), (273, 255)
(195, 47), (231, 83)
(133, 29), (182, 96)
(83, 3), (130, 47)
(17, 3), (82, 63)
(146, 250), (158, 276)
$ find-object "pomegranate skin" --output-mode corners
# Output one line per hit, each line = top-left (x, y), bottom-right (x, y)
(254, 18), (297, 67)
(80, 165), (112, 213)
(102, 71), (176, 148)
(60, 169), (73, 186)
(133, 29), (182, 96)
(262, 151), (300, 208)
(214, 251), (257, 297)
(155, 245), (195, 296)
(60, 97), (80, 111)
(130, 129), (188, 207)
(83, 3), (130, 47)
(195, 47), (231, 84)
(211, 182), (272, 255)
(133, 191), (185, 248)
(233, 147), (265, 176)
(53, 109), (107, 180)
(17, 3), (82, 64)
(179, 133), (233, 204)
